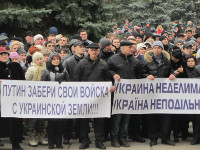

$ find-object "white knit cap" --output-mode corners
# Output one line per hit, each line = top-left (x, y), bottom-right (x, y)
(34, 34), (44, 42)
(32, 52), (44, 63)
(137, 43), (147, 51)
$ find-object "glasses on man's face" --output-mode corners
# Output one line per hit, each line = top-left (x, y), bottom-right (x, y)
(47, 45), (55, 47)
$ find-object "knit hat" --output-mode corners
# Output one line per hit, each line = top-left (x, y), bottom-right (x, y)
(32, 52), (44, 63)
(0, 47), (9, 55)
(189, 40), (196, 46)
(9, 41), (22, 50)
(9, 52), (19, 59)
(34, 34), (44, 42)
(29, 46), (40, 55)
(153, 41), (164, 49)
(100, 38), (112, 50)
(49, 27), (58, 35)
(174, 39), (184, 45)
(171, 47), (182, 59)
(159, 35), (167, 41)
(137, 43), (147, 51)
(40, 48), (51, 56)
(16, 48), (26, 55)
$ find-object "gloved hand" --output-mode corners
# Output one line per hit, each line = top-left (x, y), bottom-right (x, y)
(58, 79), (63, 84)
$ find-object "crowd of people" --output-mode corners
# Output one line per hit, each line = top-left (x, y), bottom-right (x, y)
(1, 20), (200, 150)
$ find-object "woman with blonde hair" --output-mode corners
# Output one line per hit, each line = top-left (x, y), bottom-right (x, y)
(157, 25), (163, 34)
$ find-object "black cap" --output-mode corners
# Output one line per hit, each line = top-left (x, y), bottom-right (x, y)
(11, 37), (23, 42)
(183, 42), (192, 49)
(140, 28), (145, 31)
(74, 41), (88, 47)
(25, 31), (34, 37)
(120, 40), (134, 46)
(72, 34), (82, 40)
(194, 34), (200, 39)
(87, 43), (99, 49)
(177, 33), (185, 37)
(159, 35), (167, 41)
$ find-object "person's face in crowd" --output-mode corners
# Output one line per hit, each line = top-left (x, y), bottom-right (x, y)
(19, 53), (27, 63)
(175, 26), (179, 32)
(162, 38), (168, 46)
(43, 55), (49, 63)
(75, 44), (85, 56)
(187, 58), (195, 68)
(186, 31), (192, 39)
(0, 53), (9, 62)
(197, 37), (200, 43)
(140, 31), (145, 35)
(103, 44), (112, 53)
(71, 45), (76, 54)
(80, 32), (88, 40)
(51, 56), (60, 66)
(59, 37), (68, 47)
(155, 36), (160, 41)
(116, 29), (121, 34)
(163, 33), (168, 38)
(46, 43), (55, 52)
(139, 47), (146, 55)
(88, 48), (100, 60)
(25, 35), (34, 44)
(48, 36), (56, 44)
(153, 46), (162, 56)
(109, 36), (116, 42)
(124, 25), (129, 30)
(176, 42), (183, 48)
(192, 44), (197, 52)
(136, 37), (143, 43)
(35, 57), (43, 66)
(59, 50), (67, 60)
(113, 25), (117, 30)
(146, 24), (150, 27)
(171, 56), (180, 63)
(122, 44), (136, 56)
(183, 46), (192, 56)
(137, 25), (141, 30)
(168, 35), (173, 41)
(35, 38), (43, 45)
(11, 58), (19, 63)
(11, 44), (21, 52)
(145, 44), (152, 51)
(112, 39), (120, 48)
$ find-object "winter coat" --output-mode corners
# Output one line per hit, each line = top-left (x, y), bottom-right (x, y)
(73, 55), (110, 81)
(41, 63), (70, 82)
(186, 65), (200, 78)
(107, 51), (143, 79)
(144, 50), (172, 78)
(99, 50), (114, 62)
(0, 60), (25, 137)
(62, 54), (85, 80)
(25, 62), (46, 81)
(170, 59), (188, 78)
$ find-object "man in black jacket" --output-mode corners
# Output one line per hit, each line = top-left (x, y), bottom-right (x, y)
(107, 40), (143, 148)
(62, 40), (87, 145)
(74, 43), (115, 149)
(144, 41), (176, 146)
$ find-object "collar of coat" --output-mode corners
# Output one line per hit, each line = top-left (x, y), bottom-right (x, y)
(144, 50), (170, 63)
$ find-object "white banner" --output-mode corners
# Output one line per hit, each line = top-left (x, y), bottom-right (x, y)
(112, 78), (200, 114)
(1, 80), (112, 118)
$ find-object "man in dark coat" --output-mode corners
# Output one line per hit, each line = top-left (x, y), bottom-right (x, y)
(107, 40), (143, 148)
(144, 41), (176, 146)
(74, 43), (115, 149)
(0, 47), (25, 150)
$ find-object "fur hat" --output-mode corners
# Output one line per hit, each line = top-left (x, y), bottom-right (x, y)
(34, 34), (44, 42)
(29, 46), (40, 55)
(9, 41), (22, 50)
(9, 52), (19, 59)
(32, 52), (44, 63)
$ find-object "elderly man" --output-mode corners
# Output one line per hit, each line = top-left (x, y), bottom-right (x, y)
(144, 41), (176, 146)
(107, 40), (143, 148)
